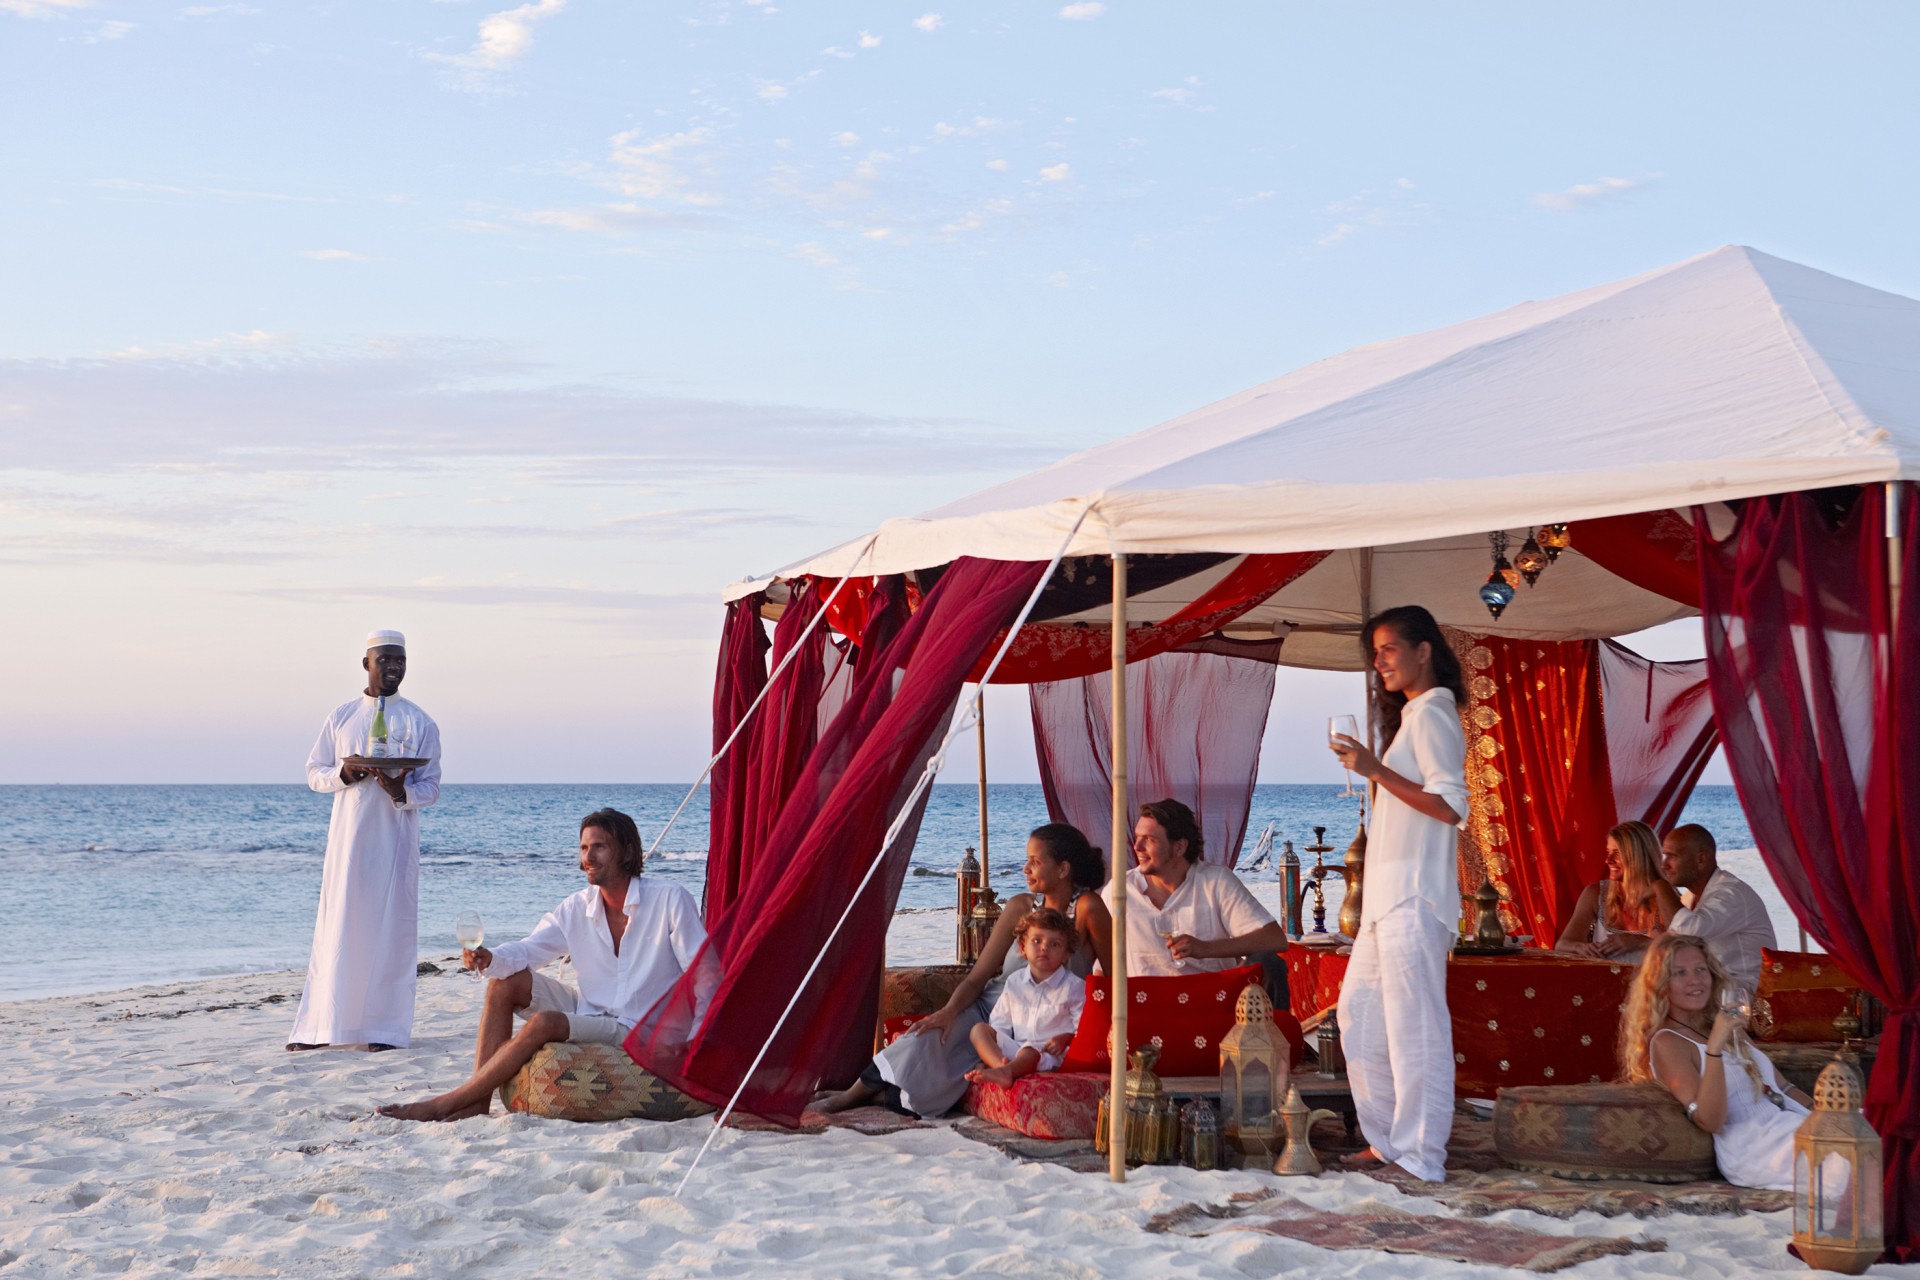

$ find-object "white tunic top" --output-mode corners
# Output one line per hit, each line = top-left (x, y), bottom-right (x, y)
(483, 877), (707, 1033)
(290, 694), (442, 1048)
(1362, 686), (1469, 932)
(1669, 869), (1777, 994)
(988, 964), (1086, 1049)
(1125, 860), (1277, 976)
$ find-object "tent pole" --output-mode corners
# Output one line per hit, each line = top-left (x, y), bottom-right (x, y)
(976, 687), (990, 888)
(1890, 482), (1905, 640)
(1359, 548), (1375, 750)
(1108, 552), (1129, 1182)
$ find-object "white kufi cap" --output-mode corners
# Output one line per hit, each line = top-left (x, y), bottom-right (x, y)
(365, 629), (407, 651)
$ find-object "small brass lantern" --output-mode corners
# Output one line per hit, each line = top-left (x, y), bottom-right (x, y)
(1218, 983), (1289, 1161)
(1119, 1044), (1176, 1166)
(955, 846), (982, 963)
(1791, 1055), (1884, 1274)
(964, 884), (1002, 964)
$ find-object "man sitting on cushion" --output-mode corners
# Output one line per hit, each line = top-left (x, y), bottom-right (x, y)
(1128, 798), (1289, 976)
(379, 808), (705, 1122)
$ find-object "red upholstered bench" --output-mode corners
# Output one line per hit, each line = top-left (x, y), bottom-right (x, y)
(964, 1071), (1106, 1140)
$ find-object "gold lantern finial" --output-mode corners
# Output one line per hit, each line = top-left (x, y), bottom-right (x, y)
(1791, 1054), (1884, 1274)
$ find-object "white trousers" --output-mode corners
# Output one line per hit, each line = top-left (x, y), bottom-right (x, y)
(1338, 899), (1454, 1182)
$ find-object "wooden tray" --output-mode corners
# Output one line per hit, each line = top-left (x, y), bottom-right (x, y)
(343, 755), (430, 769)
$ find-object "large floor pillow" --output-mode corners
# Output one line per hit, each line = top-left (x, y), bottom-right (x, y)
(1753, 950), (1865, 1043)
(880, 965), (972, 1022)
(503, 1042), (714, 1122)
(1494, 1082), (1716, 1182)
(966, 1071), (1105, 1140)
(1061, 964), (1306, 1077)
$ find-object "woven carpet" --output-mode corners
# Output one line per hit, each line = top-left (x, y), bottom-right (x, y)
(1146, 1191), (1665, 1272)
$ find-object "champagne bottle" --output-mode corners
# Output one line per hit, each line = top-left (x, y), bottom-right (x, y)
(370, 695), (389, 758)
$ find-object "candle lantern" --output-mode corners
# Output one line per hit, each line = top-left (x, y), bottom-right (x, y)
(1122, 1044), (1168, 1166)
(964, 885), (1002, 964)
(955, 846), (982, 963)
(1218, 983), (1289, 1162)
(1791, 1055), (1884, 1274)
(1181, 1097), (1220, 1171)
(1316, 1019), (1345, 1075)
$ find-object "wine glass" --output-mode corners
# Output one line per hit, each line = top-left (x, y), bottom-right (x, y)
(1160, 930), (1187, 970)
(1329, 715), (1362, 798)
(455, 910), (485, 976)
(1719, 983), (1752, 1022)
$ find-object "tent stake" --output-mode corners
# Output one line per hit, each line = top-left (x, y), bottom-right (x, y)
(1108, 552), (1129, 1182)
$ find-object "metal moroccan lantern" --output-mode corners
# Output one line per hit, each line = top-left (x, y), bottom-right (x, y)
(1181, 1097), (1220, 1171)
(955, 846), (982, 963)
(1123, 1044), (1169, 1166)
(1218, 983), (1288, 1161)
(1792, 1055), (1884, 1274)
(964, 885), (1002, 963)
(1513, 533), (1549, 586)
(1536, 522), (1571, 564)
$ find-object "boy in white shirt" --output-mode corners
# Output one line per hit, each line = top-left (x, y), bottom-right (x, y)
(965, 908), (1085, 1088)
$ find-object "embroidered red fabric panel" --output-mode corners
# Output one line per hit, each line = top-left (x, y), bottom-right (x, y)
(1062, 964), (1305, 1076)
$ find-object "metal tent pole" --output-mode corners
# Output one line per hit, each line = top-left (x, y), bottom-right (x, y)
(1107, 553), (1129, 1182)
(976, 687), (990, 889)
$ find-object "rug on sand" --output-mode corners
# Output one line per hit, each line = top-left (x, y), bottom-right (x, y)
(1146, 1191), (1665, 1273)
(1363, 1163), (1793, 1219)
(727, 1106), (925, 1136)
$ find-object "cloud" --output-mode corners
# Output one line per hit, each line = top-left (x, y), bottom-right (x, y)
(790, 241), (839, 268)
(602, 126), (721, 206)
(80, 16), (132, 39)
(430, 0), (565, 86)
(300, 248), (372, 262)
(1045, 272), (1070, 288)
(93, 177), (338, 205)
(1316, 223), (1355, 247)
(517, 203), (725, 235)
(985, 158), (1008, 172)
(913, 12), (942, 32)
(832, 131), (860, 147)
(1530, 174), (1653, 212)
(1150, 76), (1212, 111)
(758, 83), (788, 102)
(858, 29), (880, 47)
(1038, 162), (1071, 182)
(245, 582), (711, 614)
(1058, 2), (1103, 18)
(179, 3), (257, 15)
(1, 0), (92, 15)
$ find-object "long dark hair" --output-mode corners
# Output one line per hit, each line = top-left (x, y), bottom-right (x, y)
(1029, 822), (1107, 890)
(580, 808), (646, 877)
(1137, 798), (1204, 864)
(1366, 604), (1466, 749)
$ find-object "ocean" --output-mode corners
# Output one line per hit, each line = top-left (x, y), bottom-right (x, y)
(0, 783), (1774, 1003)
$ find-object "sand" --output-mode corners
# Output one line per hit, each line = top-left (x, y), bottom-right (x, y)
(1, 914), (1901, 1279)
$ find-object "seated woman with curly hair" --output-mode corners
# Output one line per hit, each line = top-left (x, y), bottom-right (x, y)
(1619, 932), (1814, 1189)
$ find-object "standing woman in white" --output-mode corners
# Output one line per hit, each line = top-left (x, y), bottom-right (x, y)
(289, 630), (443, 1051)
(1330, 605), (1469, 1182)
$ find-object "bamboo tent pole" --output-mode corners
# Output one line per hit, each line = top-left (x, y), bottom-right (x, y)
(1107, 553), (1129, 1182)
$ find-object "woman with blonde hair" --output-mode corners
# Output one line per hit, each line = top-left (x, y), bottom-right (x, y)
(1619, 932), (1813, 1189)
(1555, 820), (1681, 962)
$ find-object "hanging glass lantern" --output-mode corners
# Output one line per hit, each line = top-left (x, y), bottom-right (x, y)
(1479, 570), (1516, 620)
(1218, 983), (1288, 1162)
(1537, 522), (1571, 563)
(1792, 1055), (1884, 1274)
(1513, 533), (1549, 586)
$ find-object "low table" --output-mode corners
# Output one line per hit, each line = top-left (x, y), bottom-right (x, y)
(1161, 1072), (1358, 1140)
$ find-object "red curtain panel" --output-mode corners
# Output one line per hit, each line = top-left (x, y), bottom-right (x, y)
(703, 594), (771, 916)
(1596, 640), (1719, 835)
(733, 581), (830, 906)
(1696, 484), (1920, 1262)
(629, 558), (1050, 1124)
(1572, 508), (1703, 608)
(1030, 641), (1282, 870)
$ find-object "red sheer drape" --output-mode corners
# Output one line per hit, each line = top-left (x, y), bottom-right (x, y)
(1573, 509), (1702, 608)
(1596, 640), (1719, 835)
(1030, 640), (1281, 870)
(974, 551), (1326, 683)
(735, 583), (829, 895)
(704, 594), (771, 916)
(1448, 632), (1616, 940)
(630, 558), (1049, 1124)
(1695, 485), (1920, 1262)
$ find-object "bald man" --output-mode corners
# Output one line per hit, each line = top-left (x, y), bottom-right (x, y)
(1662, 824), (1775, 994)
(288, 629), (444, 1051)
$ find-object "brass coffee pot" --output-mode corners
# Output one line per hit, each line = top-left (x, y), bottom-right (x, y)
(1272, 1083), (1339, 1176)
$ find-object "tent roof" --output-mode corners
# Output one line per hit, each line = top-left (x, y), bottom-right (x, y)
(741, 246), (1920, 592)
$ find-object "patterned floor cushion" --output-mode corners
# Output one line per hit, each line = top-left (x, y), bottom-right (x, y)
(965, 1070), (1106, 1140)
(502, 1042), (714, 1123)
(880, 965), (973, 1022)
(1493, 1082), (1716, 1183)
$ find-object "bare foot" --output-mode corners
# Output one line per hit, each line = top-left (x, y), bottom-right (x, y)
(377, 1098), (489, 1123)
(968, 1064), (1015, 1088)
(285, 1043), (328, 1052)
(809, 1085), (874, 1115)
(365, 1043), (400, 1053)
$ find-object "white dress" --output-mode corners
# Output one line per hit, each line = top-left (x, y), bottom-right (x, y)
(1652, 1028), (1808, 1190)
(289, 694), (442, 1048)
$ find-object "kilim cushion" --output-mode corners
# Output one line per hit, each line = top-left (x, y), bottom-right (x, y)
(965, 1070), (1105, 1140)
(1493, 1082), (1716, 1183)
(502, 1042), (714, 1123)
(1061, 965), (1305, 1077)
(879, 965), (973, 1022)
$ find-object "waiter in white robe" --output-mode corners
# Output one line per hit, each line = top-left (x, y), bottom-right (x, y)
(289, 629), (443, 1051)
(1331, 605), (1469, 1183)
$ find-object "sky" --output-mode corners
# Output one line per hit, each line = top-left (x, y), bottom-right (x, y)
(3, 0), (1917, 784)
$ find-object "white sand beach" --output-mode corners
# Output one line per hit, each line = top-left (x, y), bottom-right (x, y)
(4, 909), (1891, 1280)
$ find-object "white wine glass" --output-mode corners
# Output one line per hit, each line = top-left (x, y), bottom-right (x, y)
(455, 910), (485, 977)
(1330, 714), (1362, 798)
(1160, 930), (1187, 971)
(1719, 983), (1752, 1022)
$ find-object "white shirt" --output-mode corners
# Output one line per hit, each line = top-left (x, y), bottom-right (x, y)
(1669, 868), (1777, 994)
(989, 964), (1086, 1049)
(1126, 859), (1277, 976)
(483, 878), (706, 1032)
(1362, 686), (1469, 931)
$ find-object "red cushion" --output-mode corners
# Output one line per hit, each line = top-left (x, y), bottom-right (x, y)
(1757, 949), (1863, 994)
(965, 1071), (1105, 1140)
(1060, 964), (1305, 1077)
(1753, 988), (1857, 1042)
(880, 1015), (923, 1047)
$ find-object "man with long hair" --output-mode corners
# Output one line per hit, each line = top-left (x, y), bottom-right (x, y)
(380, 809), (705, 1122)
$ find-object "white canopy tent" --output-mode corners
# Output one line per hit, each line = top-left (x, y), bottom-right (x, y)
(733, 246), (1920, 668)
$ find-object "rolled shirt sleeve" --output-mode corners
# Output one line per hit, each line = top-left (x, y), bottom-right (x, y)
(483, 908), (570, 981)
(1408, 696), (1470, 829)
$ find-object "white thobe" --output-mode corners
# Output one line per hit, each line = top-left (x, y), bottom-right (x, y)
(483, 878), (707, 1034)
(1669, 869), (1777, 995)
(1125, 860), (1277, 976)
(1339, 686), (1468, 1183)
(290, 694), (442, 1048)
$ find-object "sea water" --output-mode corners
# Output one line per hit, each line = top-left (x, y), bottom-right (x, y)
(0, 783), (1769, 1002)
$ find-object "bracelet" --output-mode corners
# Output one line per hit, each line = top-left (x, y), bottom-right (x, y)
(1705, 1051), (1722, 1058)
